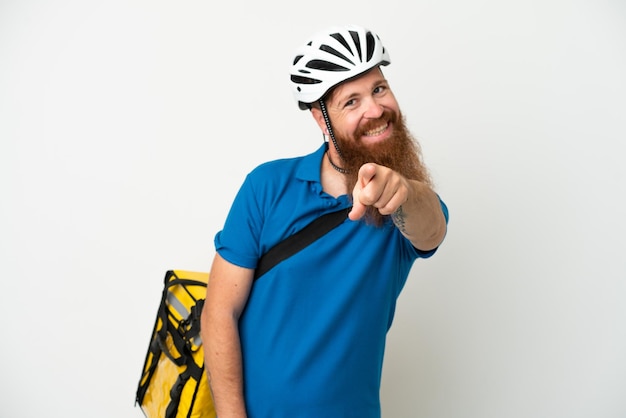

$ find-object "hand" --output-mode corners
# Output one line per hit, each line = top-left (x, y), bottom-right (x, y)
(348, 163), (409, 221)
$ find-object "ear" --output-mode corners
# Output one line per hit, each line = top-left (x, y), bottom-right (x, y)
(310, 107), (328, 133)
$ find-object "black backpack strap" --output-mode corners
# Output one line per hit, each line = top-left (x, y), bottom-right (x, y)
(164, 361), (204, 418)
(253, 207), (351, 280)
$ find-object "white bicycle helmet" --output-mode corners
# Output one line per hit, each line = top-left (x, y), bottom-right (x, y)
(290, 25), (391, 110)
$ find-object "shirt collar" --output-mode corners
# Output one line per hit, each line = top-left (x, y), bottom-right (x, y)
(295, 143), (327, 183)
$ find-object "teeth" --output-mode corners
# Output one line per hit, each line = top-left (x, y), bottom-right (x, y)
(364, 123), (388, 136)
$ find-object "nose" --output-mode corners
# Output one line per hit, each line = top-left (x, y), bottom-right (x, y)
(363, 98), (384, 119)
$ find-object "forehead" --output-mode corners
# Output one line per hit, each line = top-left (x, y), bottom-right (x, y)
(327, 67), (386, 103)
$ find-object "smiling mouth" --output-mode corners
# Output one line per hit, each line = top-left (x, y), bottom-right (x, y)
(363, 122), (389, 137)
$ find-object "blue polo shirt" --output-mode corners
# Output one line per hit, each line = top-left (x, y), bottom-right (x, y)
(215, 144), (448, 418)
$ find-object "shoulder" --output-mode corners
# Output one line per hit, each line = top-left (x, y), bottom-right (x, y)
(246, 146), (324, 186)
(251, 155), (303, 177)
(243, 157), (304, 196)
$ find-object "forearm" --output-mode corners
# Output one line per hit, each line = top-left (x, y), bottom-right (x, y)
(392, 180), (447, 251)
(200, 254), (253, 418)
(202, 313), (248, 418)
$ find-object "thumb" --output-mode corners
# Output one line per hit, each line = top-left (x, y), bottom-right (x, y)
(348, 186), (366, 221)
(348, 164), (377, 221)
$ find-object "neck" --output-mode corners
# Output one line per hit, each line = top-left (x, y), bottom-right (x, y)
(321, 151), (348, 198)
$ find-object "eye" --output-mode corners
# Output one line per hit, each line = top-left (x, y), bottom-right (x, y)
(373, 84), (386, 95)
(344, 98), (356, 108)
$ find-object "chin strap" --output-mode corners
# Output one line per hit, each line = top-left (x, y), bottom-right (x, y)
(319, 99), (344, 160)
(319, 99), (349, 174)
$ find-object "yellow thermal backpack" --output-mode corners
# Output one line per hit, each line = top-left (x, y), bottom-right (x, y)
(136, 270), (215, 418)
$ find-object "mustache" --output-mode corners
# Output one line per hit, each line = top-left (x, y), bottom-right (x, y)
(354, 108), (399, 139)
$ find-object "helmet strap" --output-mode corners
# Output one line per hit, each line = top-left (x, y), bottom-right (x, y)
(319, 99), (349, 174)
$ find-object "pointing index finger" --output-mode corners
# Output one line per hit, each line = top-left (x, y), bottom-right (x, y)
(359, 163), (378, 186)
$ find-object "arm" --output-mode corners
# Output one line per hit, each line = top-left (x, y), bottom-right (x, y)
(349, 163), (447, 251)
(201, 252), (254, 418)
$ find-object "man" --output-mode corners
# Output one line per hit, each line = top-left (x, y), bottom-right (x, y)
(201, 24), (449, 418)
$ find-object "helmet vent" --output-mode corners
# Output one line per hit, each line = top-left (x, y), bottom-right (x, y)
(318, 45), (355, 67)
(348, 31), (363, 61)
(365, 32), (376, 61)
(330, 33), (353, 56)
(291, 75), (322, 85)
(306, 58), (349, 72)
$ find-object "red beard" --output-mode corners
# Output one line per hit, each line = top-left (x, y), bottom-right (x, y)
(332, 109), (432, 226)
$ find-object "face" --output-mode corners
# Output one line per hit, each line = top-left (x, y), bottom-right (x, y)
(322, 67), (400, 147)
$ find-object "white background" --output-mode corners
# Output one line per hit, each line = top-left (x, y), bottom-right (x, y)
(1, 1), (625, 417)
